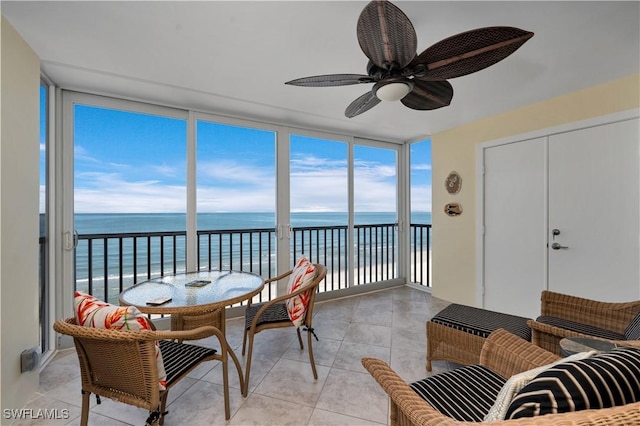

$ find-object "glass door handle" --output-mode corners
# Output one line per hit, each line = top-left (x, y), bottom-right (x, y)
(64, 230), (79, 250)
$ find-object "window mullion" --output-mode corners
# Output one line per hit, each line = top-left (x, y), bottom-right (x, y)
(186, 111), (197, 272)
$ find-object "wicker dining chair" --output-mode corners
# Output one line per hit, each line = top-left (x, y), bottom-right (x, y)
(241, 263), (327, 396)
(54, 317), (238, 426)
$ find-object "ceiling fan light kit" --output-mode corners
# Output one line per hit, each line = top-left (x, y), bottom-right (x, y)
(285, 0), (534, 118)
(373, 79), (413, 102)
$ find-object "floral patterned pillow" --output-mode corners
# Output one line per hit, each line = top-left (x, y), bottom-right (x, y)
(285, 257), (316, 328)
(73, 291), (167, 390)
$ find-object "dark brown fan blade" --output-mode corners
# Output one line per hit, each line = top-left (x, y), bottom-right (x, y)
(285, 74), (375, 87)
(345, 91), (381, 118)
(400, 80), (453, 110)
(357, 1), (417, 70)
(413, 27), (534, 80)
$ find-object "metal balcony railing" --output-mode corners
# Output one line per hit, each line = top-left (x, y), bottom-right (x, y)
(70, 223), (431, 304)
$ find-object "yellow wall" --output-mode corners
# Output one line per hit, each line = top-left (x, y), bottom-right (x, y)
(431, 73), (640, 305)
(1, 16), (41, 411)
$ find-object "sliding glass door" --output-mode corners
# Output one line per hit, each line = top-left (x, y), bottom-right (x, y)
(39, 81), (51, 356)
(409, 139), (432, 287)
(196, 117), (277, 299)
(63, 93), (188, 306)
(58, 91), (408, 321)
(290, 133), (349, 291)
(353, 143), (399, 285)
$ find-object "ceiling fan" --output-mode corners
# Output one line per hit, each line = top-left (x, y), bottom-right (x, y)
(285, 0), (534, 118)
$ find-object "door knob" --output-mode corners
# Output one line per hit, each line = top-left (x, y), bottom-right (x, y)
(551, 242), (568, 250)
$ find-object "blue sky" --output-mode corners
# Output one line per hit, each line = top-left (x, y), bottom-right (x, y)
(41, 102), (431, 214)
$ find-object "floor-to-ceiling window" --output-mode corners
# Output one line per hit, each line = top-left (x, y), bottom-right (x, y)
(353, 143), (399, 285)
(290, 133), (349, 291)
(68, 95), (188, 304)
(196, 118), (277, 299)
(409, 138), (432, 286)
(58, 91), (414, 319)
(39, 81), (50, 355)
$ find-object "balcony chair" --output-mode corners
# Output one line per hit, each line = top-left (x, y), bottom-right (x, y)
(241, 261), (327, 396)
(528, 290), (640, 355)
(363, 328), (640, 425)
(54, 317), (237, 425)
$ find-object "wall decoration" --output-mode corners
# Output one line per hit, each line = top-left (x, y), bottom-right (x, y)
(444, 202), (463, 217)
(445, 171), (462, 194)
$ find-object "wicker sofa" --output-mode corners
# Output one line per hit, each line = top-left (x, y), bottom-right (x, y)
(528, 290), (640, 355)
(363, 329), (640, 425)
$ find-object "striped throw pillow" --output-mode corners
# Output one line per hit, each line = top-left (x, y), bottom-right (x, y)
(483, 351), (595, 421)
(74, 291), (167, 390)
(505, 346), (640, 419)
(285, 257), (316, 328)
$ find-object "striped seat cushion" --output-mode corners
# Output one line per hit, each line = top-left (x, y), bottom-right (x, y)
(536, 316), (624, 340)
(245, 302), (290, 330)
(506, 346), (640, 419)
(431, 304), (531, 341)
(410, 365), (506, 422)
(158, 340), (217, 387)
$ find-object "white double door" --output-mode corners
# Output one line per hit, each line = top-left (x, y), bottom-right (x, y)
(482, 116), (640, 318)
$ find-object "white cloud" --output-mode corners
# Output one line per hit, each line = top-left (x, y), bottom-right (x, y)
(39, 185), (46, 214)
(291, 155), (346, 171)
(198, 160), (273, 186)
(74, 172), (186, 213)
(73, 156), (429, 214)
(411, 183), (432, 212)
(411, 163), (432, 171)
(75, 145), (132, 170)
(197, 186), (274, 212)
(150, 164), (180, 177)
(74, 145), (101, 163)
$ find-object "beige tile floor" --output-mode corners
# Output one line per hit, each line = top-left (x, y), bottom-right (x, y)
(22, 286), (455, 426)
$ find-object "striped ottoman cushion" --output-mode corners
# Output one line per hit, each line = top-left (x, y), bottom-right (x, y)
(431, 304), (531, 341)
(506, 346), (640, 419)
(410, 365), (506, 421)
(536, 316), (624, 340)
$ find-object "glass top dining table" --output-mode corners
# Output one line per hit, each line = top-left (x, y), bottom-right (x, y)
(119, 269), (265, 397)
(118, 270), (265, 315)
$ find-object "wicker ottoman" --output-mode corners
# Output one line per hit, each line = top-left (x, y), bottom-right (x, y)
(426, 304), (531, 371)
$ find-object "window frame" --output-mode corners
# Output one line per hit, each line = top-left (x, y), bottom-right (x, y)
(56, 90), (418, 325)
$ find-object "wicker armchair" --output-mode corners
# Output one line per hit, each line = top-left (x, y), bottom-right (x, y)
(54, 317), (239, 426)
(241, 263), (327, 396)
(363, 329), (640, 425)
(528, 290), (640, 355)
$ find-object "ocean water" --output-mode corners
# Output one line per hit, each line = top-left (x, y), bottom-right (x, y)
(67, 212), (431, 301)
(73, 212), (431, 234)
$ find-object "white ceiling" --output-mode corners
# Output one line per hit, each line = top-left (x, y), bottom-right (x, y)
(3, 1), (639, 143)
